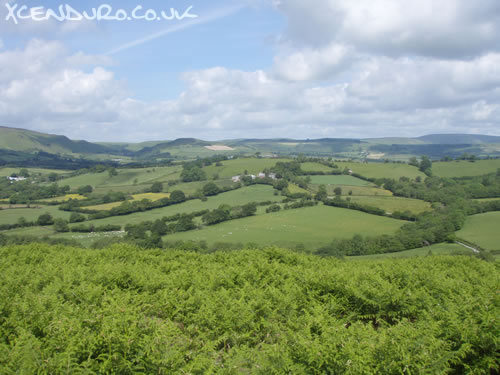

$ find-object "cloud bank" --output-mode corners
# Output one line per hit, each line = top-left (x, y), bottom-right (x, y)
(0, 0), (499, 141)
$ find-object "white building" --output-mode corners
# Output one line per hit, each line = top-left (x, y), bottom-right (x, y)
(231, 176), (241, 183)
(7, 176), (26, 182)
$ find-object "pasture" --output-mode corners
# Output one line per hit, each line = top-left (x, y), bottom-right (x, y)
(0, 205), (72, 225)
(300, 162), (335, 173)
(0, 167), (71, 177)
(347, 196), (432, 214)
(456, 211), (500, 250)
(58, 166), (182, 190)
(202, 158), (290, 179)
(164, 205), (405, 248)
(350, 243), (471, 260)
(86, 193), (171, 211)
(75, 185), (280, 229)
(334, 162), (425, 180)
(39, 194), (86, 202)
(433, 159), (500, 178)
(307, 175), (374, 186)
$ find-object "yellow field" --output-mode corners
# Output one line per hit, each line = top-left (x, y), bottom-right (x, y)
(39, 194), (86, 202)
(86, 193), (171, 211)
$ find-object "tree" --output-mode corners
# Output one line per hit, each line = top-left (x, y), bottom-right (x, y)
(77, 185), (93, 195)
(334, 187), (342, 196)
(48, 173), (58, 182)
(408, 157), (419, 167)
(108, 168), (118, 177)
(151, 219), (168, 236)
(54, 218), (69, 233)
(151, 182), (163, 193)
(69, 212), (86, 223)
(181, 167), (206, 182)
(240, 202), (257, 217)
(315, 185), (328, 201)
(202, 205), (231, 225)
(202, 182), (220, 196)
(170, 190), (186, 203)
(176, 216), (196, 232)
(419, 156), (432, 175)
(19, 168), (30, 178)
(37, 213), (54, 226)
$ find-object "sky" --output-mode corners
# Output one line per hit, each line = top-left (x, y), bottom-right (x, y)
(0, 0), (499, 142)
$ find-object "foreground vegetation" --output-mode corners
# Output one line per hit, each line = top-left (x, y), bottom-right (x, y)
(0, 245), (498, 374)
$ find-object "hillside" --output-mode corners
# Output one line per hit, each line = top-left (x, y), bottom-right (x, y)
(0, 126), (115, 155)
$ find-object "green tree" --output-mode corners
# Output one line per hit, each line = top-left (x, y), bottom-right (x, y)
(151, 220), (168, 236)
(315, 185), (328, 201)
(54, 218), (69, 233)
(419, 156), (432, 175)
(150, 182), (163, 193)
(48, 173), (58, 182)
(19, 168), (30, 178)
(69, 212), (86, 223)
(108, 168), (118, 177)
(170, 190), (186, 203)
(37, 213), (54, 226)
(77, 185), (93, 195)
(202, 182), (220, 196)
(334, 187), (342, 196)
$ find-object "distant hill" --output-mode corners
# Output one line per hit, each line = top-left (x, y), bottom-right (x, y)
(0, 126), (114, 155)
(417, 134), (500, 145)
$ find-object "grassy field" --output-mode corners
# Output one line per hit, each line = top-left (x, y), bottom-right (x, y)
(433, 159), (500, 177)
(349, 243), (471, 260)
(309, 184), (393, 197)
(58, 166), (182, 190)
(0, 167), (71, 177)
(164, 205), (405, 248)
(39, 194), (86, 202)
(202, 158), (289, 179)
(0, 205), (72, 225)
(74, 185), (280, 229)
(288, 183), (309, 194)
(456, 212), (500, 250)
(334, 162), (425, 180)
(300, 162), (335, 173)
(348, 196), (432, 214)
(307, 175), (374, 186)
(86, 193), (171, 211)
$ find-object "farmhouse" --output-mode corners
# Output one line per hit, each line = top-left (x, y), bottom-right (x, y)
(258, 172), (266, 179)
(231, 176), (241, 183)
(7, 176), (26, 182)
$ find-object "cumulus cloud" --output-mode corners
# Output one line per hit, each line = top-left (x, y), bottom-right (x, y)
(2, 1), (500, 141)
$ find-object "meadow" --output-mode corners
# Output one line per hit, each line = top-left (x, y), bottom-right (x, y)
(57, 166), (182, 190)
(74, 185), (280, 229)
(39, 194), (86, 202)
(347, 196), (432, 214)
(349, 243), (471, 260)
(0, 204), (72, 225)
(86, 193), (171, 211)
(334, 162), (425, 179)
(456, 211), (500, 250)
(307, 175), (374, 186)
(0, 167), (71, 177)
(300, 162), (335, 173)
(202, 158), (289, 179)
(433, 159), (500, 177)
(164, 205), (405, 248)
(0, 245), (497, 374)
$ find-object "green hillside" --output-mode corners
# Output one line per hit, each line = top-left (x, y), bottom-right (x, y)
(0, 126), (113, 155)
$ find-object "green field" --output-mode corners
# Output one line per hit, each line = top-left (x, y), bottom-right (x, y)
(74, 185), (280, 229)
(0, 167), (71, 177)
(39, 194), (86, 202)
(0, 205), (72, 225)
(300, 162), (335, 173)
(334, 162), (425, 180)
(348, 196), (432, 214)
(350, 243), (471, 260)
(433, 159), (500, 177)
(86, 193), (171, 211)
(308, 175), (374, 186)
(165, 205), (405, 248)
(58, 166), (182, 190)
(456, 212), (500, 250)
(202, 158), (289, 179)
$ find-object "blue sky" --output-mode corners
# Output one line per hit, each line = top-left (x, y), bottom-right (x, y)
(1, 0), (500, 141)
